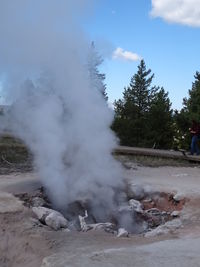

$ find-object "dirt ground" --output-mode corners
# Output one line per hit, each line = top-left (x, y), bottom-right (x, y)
(1, 156), (200, 267)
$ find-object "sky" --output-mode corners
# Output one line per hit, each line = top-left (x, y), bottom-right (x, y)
(84, 0), (200, 110)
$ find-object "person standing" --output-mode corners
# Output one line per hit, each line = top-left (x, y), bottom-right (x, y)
(189, 120), (200, 155)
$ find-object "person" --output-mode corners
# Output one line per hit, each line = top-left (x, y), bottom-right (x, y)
(189, 120), (200, 155)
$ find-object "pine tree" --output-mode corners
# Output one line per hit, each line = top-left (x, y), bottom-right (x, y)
(147, 87), (174, 148)
(112, 60), (157, 147)
(183, 71), (200, 121)
(173, 71), (200, 150)
(87, 42), (108, 101)
(173, 109), (190, 150)
(128, 59), (156, 113)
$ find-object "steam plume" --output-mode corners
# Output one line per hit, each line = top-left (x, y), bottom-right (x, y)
(0, 0), (123, 217)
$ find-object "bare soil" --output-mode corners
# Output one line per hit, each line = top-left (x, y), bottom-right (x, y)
(1, 155), (200, 266)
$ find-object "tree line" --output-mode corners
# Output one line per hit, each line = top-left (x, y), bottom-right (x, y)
(110, 59), (200, 150)
(90, 43), (200, 150)
(87, 47), (200, 152)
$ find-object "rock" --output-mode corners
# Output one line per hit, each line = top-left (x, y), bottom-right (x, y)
(145, 208), (169, 228)
(89, 222), (115, 233)
(145, 225), (170, 237)
(145, 218), (182, 237)
(146, 208), (161, 216)
(117, 205), (148, 234)
(32, 207), (68, 230)
(173, 193), (185, 202)
(45, 212), (68, 230)
(164, 218), (182, 229)
(117, 228), (129, 237)
(32, 197), (45, 207)
(79, 210), (92, 232)
(0, 192), (24, 213)
(127, 184), (145, 200)
(78, 210), (115, 233)
(129, 199), (143, 213)
(171, 211), (180, 217)
(32, 207), (53, 222)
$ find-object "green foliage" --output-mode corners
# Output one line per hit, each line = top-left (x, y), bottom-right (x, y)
(147, 87), (174, 148)
(183, 71), (200, 120)
(112, 60), (174, 149)
(172, 110), (190, 150)
(172, 71), (200, 150)
(112, 60), (154, 146)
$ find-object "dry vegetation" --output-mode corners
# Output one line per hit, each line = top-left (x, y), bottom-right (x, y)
(0, 134), (32, 174)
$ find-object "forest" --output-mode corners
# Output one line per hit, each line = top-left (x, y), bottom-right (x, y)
(109, 59), (200, 151)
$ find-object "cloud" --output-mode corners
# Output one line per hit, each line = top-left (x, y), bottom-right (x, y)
(112, 47), (141, 62)
(150, 0), (200, 27)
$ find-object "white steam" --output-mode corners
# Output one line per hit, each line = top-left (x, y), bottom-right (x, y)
(0, 0), (123, 215)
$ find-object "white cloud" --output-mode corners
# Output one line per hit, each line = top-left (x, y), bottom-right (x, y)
(151, 0), (200, 27)
(112, 47), (141, 62)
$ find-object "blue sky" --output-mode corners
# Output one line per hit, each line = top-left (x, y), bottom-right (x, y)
(84, 0), (200, 110)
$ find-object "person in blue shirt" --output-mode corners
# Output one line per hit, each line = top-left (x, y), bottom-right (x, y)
(189, 120), (200, 155)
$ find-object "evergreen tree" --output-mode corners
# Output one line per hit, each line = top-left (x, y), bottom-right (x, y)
(112, 60), (157, 147)
(183, 71), (200, 121)
(87, 42), (108, 101)
(173, 71), (200, 150)
(173, 109), (190, 150)
(147, 87), (174, 148)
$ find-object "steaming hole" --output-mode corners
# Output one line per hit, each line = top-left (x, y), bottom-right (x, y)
(15, 186), (187, 234)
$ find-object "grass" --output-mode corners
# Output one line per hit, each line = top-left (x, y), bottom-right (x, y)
(0, 134), (198, 169)
(0, 134), (29, 164)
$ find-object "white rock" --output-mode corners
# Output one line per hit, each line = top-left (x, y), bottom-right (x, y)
(173, 193), (185, 202)
(145, 225), (170, 237)
(32, 206), (68, 230)
(32, 207), (53, 222)
(78, 213), (115, 233)
(79, 220), (115, 232)
(171, 211), (180, 217)
(127, 184), (145, 200)
(79, 210), (92, 232)
(78, 209), (115, 232)
(45, 212), (68, 230)
(164, 218), (182, 229)
(145, 218), (182, 237)
(129, 199), (143, 213)
(89, 222), (115, 231)
(117, 228), (129, 238)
